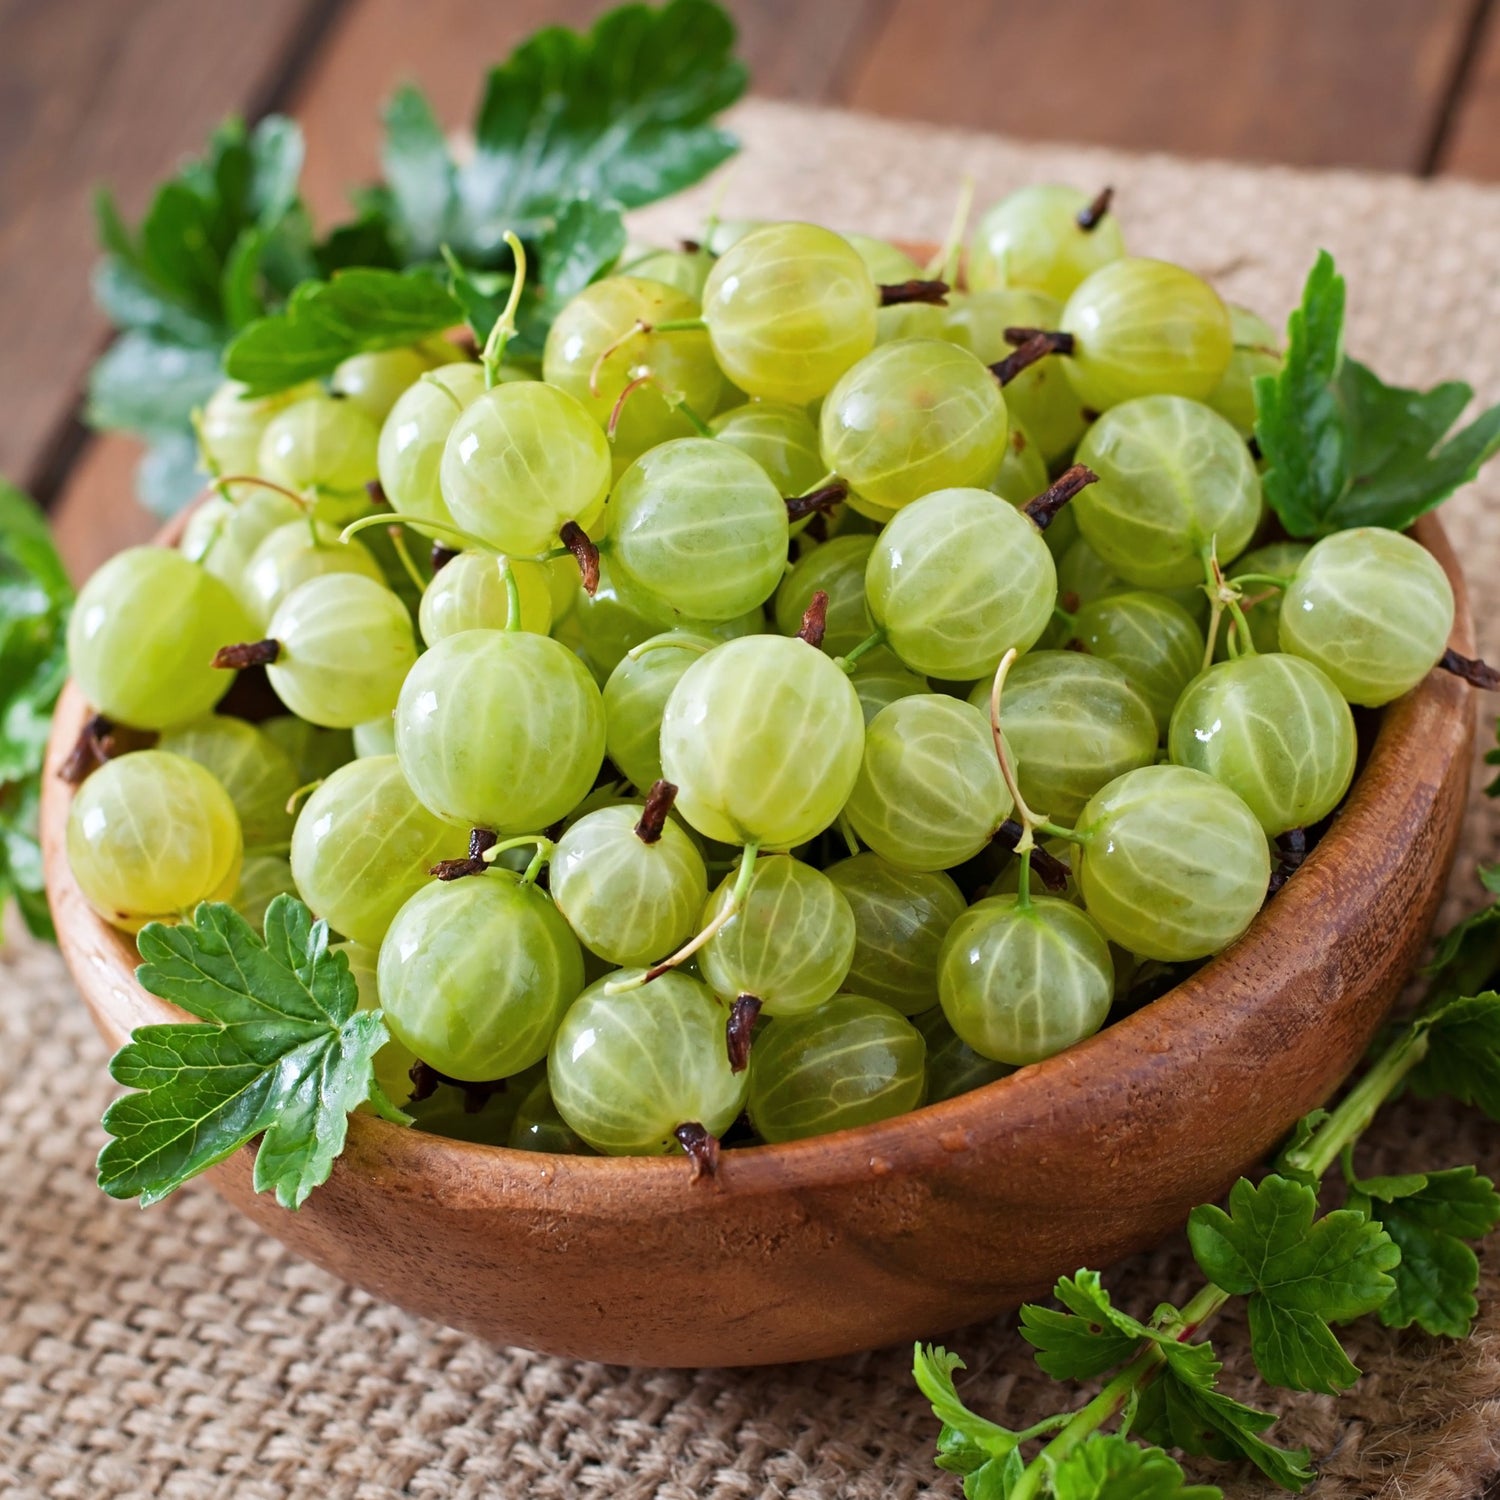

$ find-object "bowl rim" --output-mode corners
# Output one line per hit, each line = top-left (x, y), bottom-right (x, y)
(41, 505), (1476, 1212)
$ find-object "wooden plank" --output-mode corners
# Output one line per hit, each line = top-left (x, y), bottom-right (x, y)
(1436, 3), (1500, 178)
(295, 0), (884, 219)
(0, 0), (325, 499)
(843, 0), (1481, 174)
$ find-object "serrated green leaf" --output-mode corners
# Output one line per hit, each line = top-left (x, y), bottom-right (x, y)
(1271, 1108), (1331, 1187)
(1253, 251), (1346, 538)
(1422, 895), (1500, 1007)
(1348, 1167), (1500, 1338)
(965, 1452), (1022, 1500)
(513, 195), (628, 352)
(1187, 1176), (1398, 1393)
(1255, 250), (1500, 536)
(1134, 1365), (1312, 1492)
(912, 1345), (1022, 1467)
(86, 331), (224, 436)
(381, 85), (457, 261)
(223, 269), (462, 394)
(136, 428), (209, 518)
(1019, 1270), (1153, 1380)
(98, 897), (405, 1209)
(1412, 991), (1500, 1118)
(1046, 1434), (1222, 1500)
(0, 482), (71, 943)
(453, 0), (745, 256)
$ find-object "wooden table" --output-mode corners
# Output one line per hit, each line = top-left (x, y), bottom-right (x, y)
(7, 0), (1500, 578)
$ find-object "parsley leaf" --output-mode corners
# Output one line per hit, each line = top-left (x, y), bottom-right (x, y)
(1255, 250), (1500, 537)
(1133, 1338), (1313, 1492)
(1410, 991), (1500, 1118)
(0, 483), (72, 941)
(1347, 1167), (1500, 1337)
(912, 1344), (1024, 1476)
(1046, 1434), (1222, 1500)
(1420, 886), (1500, 1007)
(223, 269), (462, 395)
(431, 0), (744, 259)
(1020, 1270), (1154, 1380)
(1187, 1176), (1399, 1393)
(98, 897), (407, 1209)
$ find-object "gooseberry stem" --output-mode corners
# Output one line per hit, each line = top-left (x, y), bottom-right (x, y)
(1022, 464), (1098, 531)
(877, 278), (951, 307)
(342, 512), (495, 556)
(627, 635), (714, 662)
(211, 474), (312, 511)
(991, 330), (1075, 386)
(989, 650), (1085, 855)
(605, 840), (761, 992)
(480, 834), (557, 868)
(559, 521), (600, 594)
(499, 556), (522, 631)
(607, 372), (714, 440)
(837, 628), (889, 673)
(480, 231), (528, 388)
(926, 174), (975, 285)
(385, 526), (428, 594)
(651, 317), (709, 333)
(836, 811), (861, 858)
(1076, 185), (1115, 231)
(419, 370), (466, 413)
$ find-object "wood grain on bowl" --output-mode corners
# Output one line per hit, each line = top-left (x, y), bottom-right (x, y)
(41, 508), (1474, 1368)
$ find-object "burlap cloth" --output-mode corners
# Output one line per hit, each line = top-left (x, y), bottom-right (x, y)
(5, 100), (1500, 1500)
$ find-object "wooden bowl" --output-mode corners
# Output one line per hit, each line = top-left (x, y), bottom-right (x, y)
(41, 508), (1473, 1368)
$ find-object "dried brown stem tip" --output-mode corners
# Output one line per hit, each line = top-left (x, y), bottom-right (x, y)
(365, 479), (390, 508)
(634, 780), (678, 844)
(726, 995), (762, 1074)
(1023, 464), (1099, 531)
(58, 714), (156, 784)
(212, 639), (280, 670)
(784, 480), (848, 522)
(798, 589), (830, 649)
(1439, 648), (1500, 690)
(560, 521), (600, 595)
(992, 330), (1075, 386)
(431, 543), (460, 572)
(430, 827), (499, 880)
(878, 278), (951, 307)
(407, 1060), (509, 1114)
(1076, 186), (1115, 231)
(674, 1121), (721, 1181)
(993, 819), (1071, 892)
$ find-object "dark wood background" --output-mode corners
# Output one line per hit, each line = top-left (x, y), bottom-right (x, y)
(6, 0), (1500, 577)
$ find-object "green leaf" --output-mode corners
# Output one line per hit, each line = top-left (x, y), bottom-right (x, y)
(1187, 1176), (1399, 1393)
(453, 0), (745, 256)
(0, 483), (71, 942)
(1271, 1109), (1331, 1188)
(1255, 250), (1500, 536)
(223, 269), (462, 394)
(136, 428), (209, 519)
(513, 195), (628, 352)
(1019, 1270), (1154, 1380)
(912, 1345), (1022, 1472)
(98, 897), (406, 1209)
(1411, 991), (1500, 1118)
(1347, 1167), (1500, 1338)
(965, 1452), (1022, 1500)
(1421, 892), (1500, 1006)
(87, 331), (224, 436)
(1134, 1353), (1313, 1492)
(1046, 1434), (1222, 1500)
(381, 85), (457, 261)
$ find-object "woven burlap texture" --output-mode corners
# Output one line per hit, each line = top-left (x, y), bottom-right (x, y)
(5, 99), (1500, 1500)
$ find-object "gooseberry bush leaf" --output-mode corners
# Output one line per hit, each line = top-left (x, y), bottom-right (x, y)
(1346, 1167), (1500, 1338)
(1187, 1176), (1400, 1393)
(98, 896), (408, 1210)
(1409, 990), (1500, 1119)
(1019, 1270), (1159, 1379)
(0, 483), (72, 941)
(1046, 1435), (1221, 1500)
(1255, 250), (1500, 538)
(223, 269), (463, 394)
(88, 0), (746, 503)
